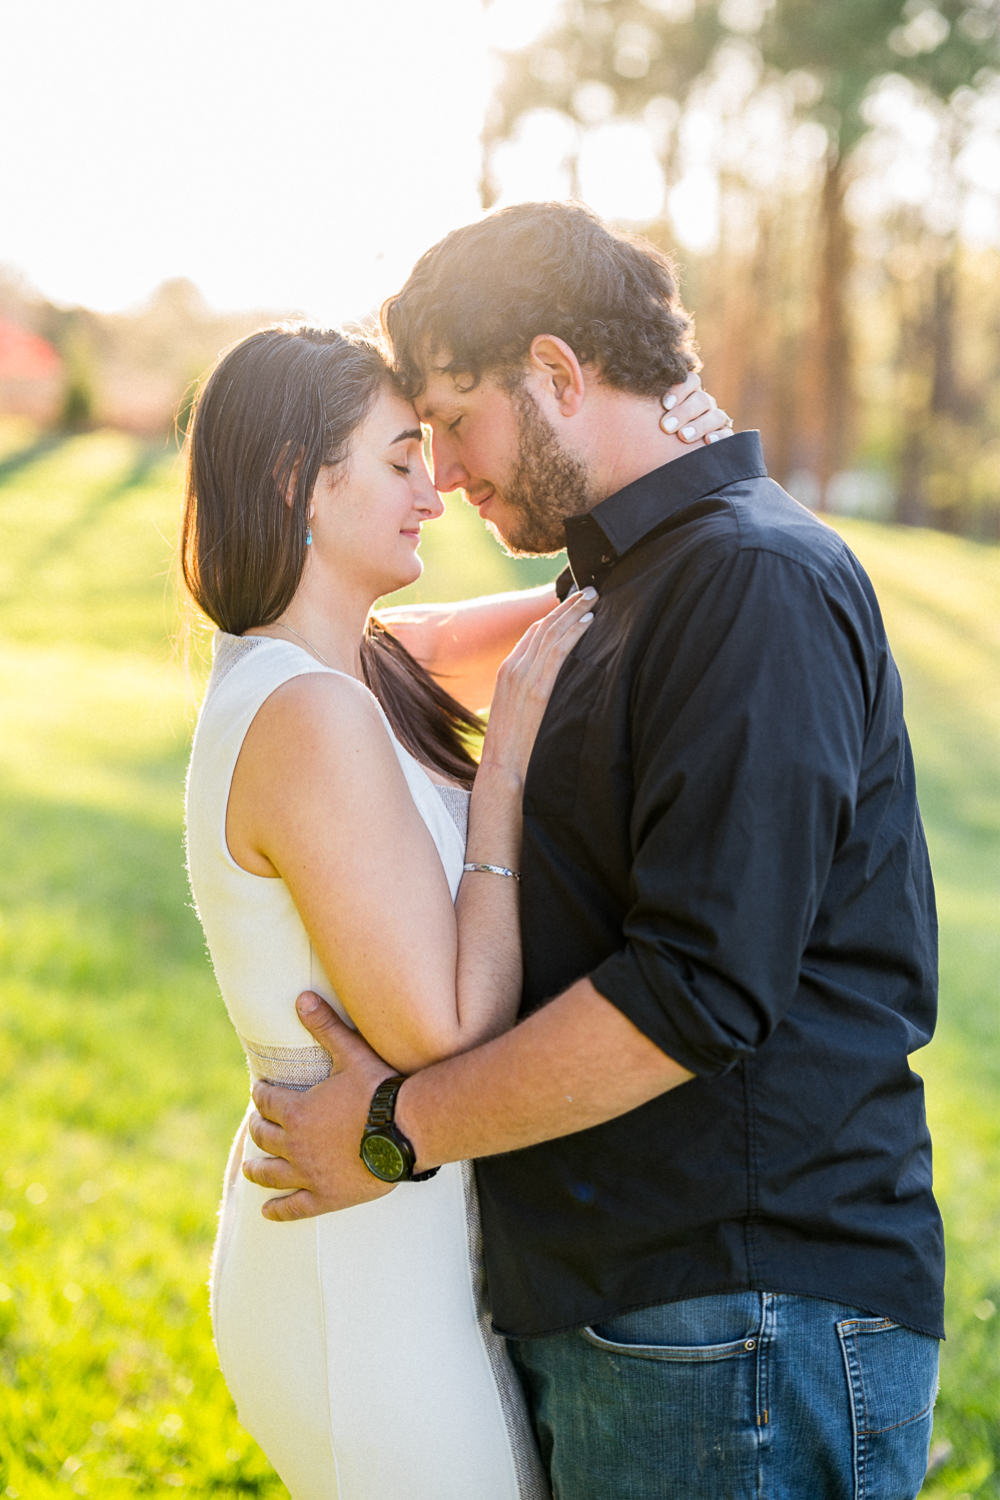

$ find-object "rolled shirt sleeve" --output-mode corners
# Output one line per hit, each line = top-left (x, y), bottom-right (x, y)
(589, 544), (871, 1076)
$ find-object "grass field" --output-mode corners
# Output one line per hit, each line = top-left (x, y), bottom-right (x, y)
(0, 420), (997, 1498)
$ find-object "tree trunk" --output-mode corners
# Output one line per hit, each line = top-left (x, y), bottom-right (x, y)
(804, 152), (854, 503)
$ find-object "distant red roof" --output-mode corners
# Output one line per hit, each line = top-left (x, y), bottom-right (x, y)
(0, 317), (62, 381)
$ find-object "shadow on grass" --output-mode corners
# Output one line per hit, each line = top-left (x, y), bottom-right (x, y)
(18, 442), (173, 579)
(0, 776), (246, 1150)
(0, 778), (201, 977)
(0, 433), (71, 485)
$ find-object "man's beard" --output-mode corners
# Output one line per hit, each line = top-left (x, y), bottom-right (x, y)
(489, 384), (593, 557)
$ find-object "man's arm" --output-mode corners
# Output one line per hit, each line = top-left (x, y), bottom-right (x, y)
(243, 978), (692, 1220)
(378, 584), (559, 712)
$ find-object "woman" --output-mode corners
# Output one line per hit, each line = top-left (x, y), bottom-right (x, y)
(182, 324), (724, 1499)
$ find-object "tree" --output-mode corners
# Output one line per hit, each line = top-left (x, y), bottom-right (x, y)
(484, 0), (999, 518)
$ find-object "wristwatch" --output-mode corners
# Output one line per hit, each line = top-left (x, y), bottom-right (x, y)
(359, 1075), (439, 1183)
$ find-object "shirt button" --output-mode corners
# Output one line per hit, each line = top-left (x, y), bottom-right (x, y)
(744, 1339), (756, 1350)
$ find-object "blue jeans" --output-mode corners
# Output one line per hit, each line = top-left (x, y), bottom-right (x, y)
(510, 1292), (939, 1500)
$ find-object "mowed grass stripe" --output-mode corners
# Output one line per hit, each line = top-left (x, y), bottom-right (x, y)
(0, 425), (996, 1497)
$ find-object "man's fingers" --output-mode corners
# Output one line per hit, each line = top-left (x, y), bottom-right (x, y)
(251, 1080), (292, 1127)
(246, 1107), (287, 1155)
(293, 990), (353, 1057)
(261, 1189), (323, 1222)
(242, 1150), (299, 1190)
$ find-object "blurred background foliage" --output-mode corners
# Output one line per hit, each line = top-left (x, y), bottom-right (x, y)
(0, 0), (998, 1494)
(0, 420), (996, 1496)
(484, 0), (1000, 536)
(2, 1), (997, 536)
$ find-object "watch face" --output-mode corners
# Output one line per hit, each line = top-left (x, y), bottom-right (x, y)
(361, 1133), (406, 1182)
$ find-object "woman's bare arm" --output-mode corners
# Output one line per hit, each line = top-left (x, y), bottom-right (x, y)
(378, 582), (560, 711)
(226, 594), (594, 1076)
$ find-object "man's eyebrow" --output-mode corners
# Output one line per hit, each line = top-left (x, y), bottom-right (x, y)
(389, 427), (423, 445)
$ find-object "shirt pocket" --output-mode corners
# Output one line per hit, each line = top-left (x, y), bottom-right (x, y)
(523, 656), (606, 822)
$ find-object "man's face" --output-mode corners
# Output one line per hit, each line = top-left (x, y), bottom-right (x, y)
(415, 366), (592, 556)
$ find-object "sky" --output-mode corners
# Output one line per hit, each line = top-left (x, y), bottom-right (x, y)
(0, 0), (562, 321)
(2, 0), (997, 322)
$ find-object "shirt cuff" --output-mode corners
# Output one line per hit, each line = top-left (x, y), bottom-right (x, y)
(588, 946), (755, 1079)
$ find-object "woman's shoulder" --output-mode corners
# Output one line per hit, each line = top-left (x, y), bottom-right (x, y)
(223, 644), (395, 769)
(201, 632), (365, 712)
(192, 633), (383, 769)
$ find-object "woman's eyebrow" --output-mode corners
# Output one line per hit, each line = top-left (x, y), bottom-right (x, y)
(389, 427), (423, 445)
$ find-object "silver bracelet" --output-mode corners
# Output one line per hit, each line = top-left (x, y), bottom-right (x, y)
(463, 862), (521, 882)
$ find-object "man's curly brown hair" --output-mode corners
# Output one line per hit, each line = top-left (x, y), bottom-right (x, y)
(381, 201), (699, 399)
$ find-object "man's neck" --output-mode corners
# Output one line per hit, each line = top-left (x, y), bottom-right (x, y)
(579, 389), (696, 510)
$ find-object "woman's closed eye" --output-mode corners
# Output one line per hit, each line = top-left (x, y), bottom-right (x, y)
(392, 463), (411, 475)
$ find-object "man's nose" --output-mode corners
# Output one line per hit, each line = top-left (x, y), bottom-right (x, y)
(430, 434), (469, 495)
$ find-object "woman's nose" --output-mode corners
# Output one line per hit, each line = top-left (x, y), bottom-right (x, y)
(415, 471), (445, 518)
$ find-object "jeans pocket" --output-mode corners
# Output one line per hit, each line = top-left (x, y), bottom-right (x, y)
(582, 1294), (761, 1363)
(837, 1316), (939, 1500)
(582, 1322), (759, 1361)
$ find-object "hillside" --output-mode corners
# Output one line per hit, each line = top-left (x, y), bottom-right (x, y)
(0, 423), (997, 1498)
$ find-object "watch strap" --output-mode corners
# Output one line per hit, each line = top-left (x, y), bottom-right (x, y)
(366, 1075), (407, 1127)
(364, 1075), (439, 1182)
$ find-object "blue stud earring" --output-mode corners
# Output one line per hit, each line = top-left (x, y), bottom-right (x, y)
(305, 525), (313, 546)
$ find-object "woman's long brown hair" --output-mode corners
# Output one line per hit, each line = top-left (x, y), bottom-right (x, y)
(181, 324), (483, 787)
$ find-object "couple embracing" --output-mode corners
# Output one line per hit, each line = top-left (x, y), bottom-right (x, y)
(183, 203), (943, 1500)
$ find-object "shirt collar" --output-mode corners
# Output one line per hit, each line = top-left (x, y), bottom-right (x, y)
(563, 430), (767, 591)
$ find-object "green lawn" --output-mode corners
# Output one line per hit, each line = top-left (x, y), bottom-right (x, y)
(0, 421), (997, 1497)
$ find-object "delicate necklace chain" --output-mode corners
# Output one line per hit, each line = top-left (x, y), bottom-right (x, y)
(273, 620), (335, 669)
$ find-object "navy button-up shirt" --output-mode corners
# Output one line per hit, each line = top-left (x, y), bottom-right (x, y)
(476, 432), (944, 1341)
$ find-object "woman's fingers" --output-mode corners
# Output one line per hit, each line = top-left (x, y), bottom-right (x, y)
(508, 589), (595, 677)
(483, 590), (596, 779)
(661, 371), (703, 414)
(675, 407), (733, 444)
(660, 382), (734, 444)
(514, 594), (595, 703)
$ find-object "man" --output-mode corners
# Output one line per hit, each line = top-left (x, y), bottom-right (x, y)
(244, 203), (943, 1499)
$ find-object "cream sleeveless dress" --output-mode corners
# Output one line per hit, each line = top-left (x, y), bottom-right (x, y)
(185, 633), (548, 1500)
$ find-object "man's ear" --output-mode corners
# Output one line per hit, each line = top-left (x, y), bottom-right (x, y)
(527, 336), (586, 416)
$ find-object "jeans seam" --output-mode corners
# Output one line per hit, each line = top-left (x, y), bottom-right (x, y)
(754, 1292), (774, 1498)
(839, 1324), (870, 1500)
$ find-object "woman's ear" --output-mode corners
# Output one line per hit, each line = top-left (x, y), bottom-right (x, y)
(273, 442), (305, 509)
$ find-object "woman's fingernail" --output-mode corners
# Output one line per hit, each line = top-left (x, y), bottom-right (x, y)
(662, 416), (679, 433)
(581, 586), (597, 600)
(579, 612), (594, 623)
(681, 424), (697, 440)
(707, 431), (721, 443)
(662, 393), (677, 411)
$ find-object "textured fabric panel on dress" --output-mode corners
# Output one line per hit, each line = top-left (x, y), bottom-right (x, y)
(239, 1034), (332, 1091)
(461, 1162), (552, 1499)
(435, 785), (471, 844)
(211, 633), (267, 691)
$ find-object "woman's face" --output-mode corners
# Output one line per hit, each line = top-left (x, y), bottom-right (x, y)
(308, 384), (443, 601)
